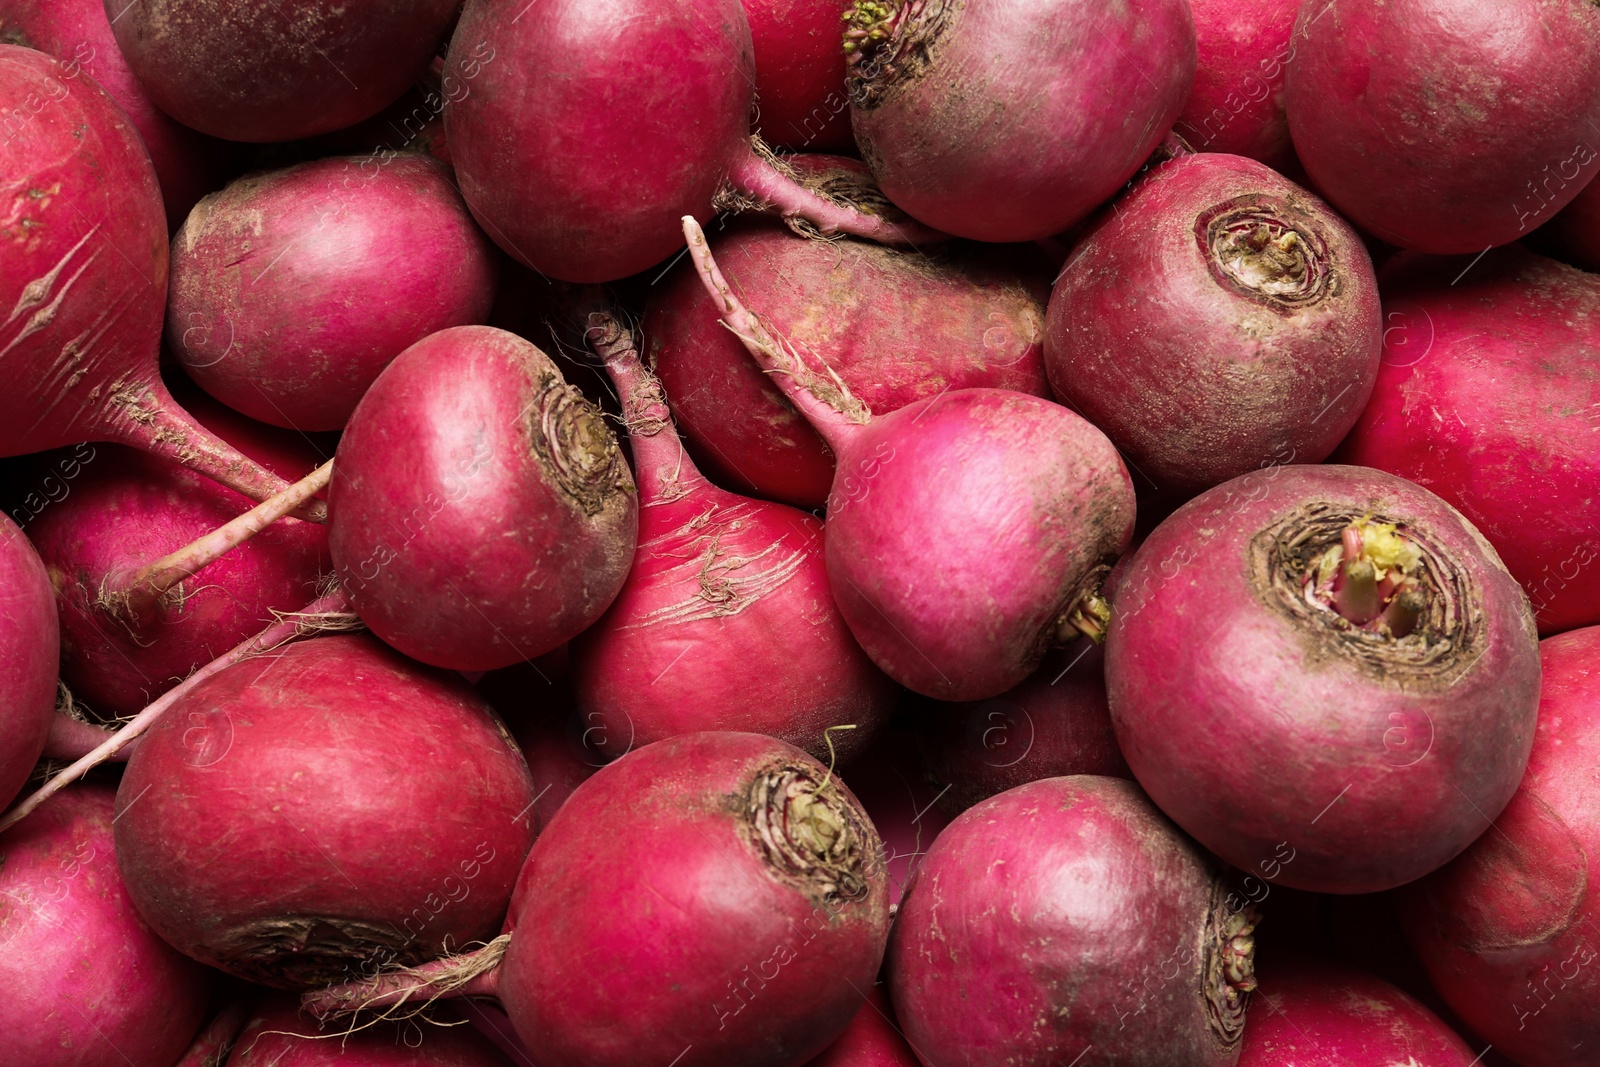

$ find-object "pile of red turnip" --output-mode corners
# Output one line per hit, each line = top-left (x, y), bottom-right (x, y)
(0, 0), (1596, 1063)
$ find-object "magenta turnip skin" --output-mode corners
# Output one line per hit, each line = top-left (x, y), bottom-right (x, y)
(888, 776), (1258, 1067)
(915, 641), (1129, 817)
(1399, 627), (1600, 1067)
(306, 731), (892, 1067)
(683, 218), (1135, 701)
(0, 0), (216, 226)
(745, 0), (853, 152)
(26, 427), (328, 719)
(1284, 0), (1600, 254)
(0, 511), (58, 810)
(0, 785), (211, 1067)
(845, 0), (1197, 241)
(328, 326), (637, 671)
(1108, 464), (1541, 895)
(104, 0), (458, 142)
(444, 0), (930, 284)
(1336, 247), (1600, 635)
(805, 987), (919, 1066)
(1175, 0), (1299, 172)
(1240, 959), (1477, 1066)
(1046, 153), (1381, 496)
(113, 634), (537, 989)
(647, 215), (1050, 509)
(0, 45), (312, 514)
(570, 315), (898, 763)
(501, 732), (890, 1067)
(167, 155), (498, 432)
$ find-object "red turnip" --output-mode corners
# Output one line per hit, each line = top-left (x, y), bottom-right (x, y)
(442, 0), (939, 284)
(844, 0), (1197, 241)
(1241, 958), (1476, 1065)
(306, 731), (891, 1067)
(1399, 625), (1600, 1067)
(806, 987), (918, 1066)
(167, 154), (498, 432)
(647, 212), (1049, 508)
(329, 325), (637, 671)
(0, 45), (318, 515)
(1336, 246), (1600, 634)
(113, 634), (537, 988)
(477, 657), (599, 829)
(25, 418), (329, 718)
(888, 775), (1259, 1066)
(173, 1000), (254, 1067)
(683, 216), (1134, 700)
(915, 641), (1128, 817)
(1283, 0), (1600, 253)
(1174, 0), (1298, 172)
(571, 313), (897, 763)
(0, 0), (215, 224)
(105, 0), (459, 142)
(229, 996), (514, 1066)
(1107, 464), (1541, 894)
(0, 785), (211, 1067)
(1046, 153), (1380, 495)
(747, 0), (852, 152)
(0, 510), (57, 809)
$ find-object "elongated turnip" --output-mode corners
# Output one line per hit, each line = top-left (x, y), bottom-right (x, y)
(1283, 0), (1600, 252)
(915, 641), (1128, 817)
(682, 216), (1134, 700)
(167, 154), (498, 432)
(113, 634), (537, 988)
(571, 314), (896, 762)
(1240, 959), (1476, 1066)
(1399, 626), (1600, 1067)
(0, 45), (316, 515)
(647, 214), (1049, 508)
(306, 731), (891, 1067)
(845, 0), (1196, 241)
(1336, 246), (1600, 634)
(0, 0), (215, 225)
(443, 0), (938, 283)
(229, 996), (515, 1066)
(1174, 0), (1298, 172)
(329, 325), (636, 671)
(1046, 153), (1380, 495)
(0, 510), (57, 809)
(888, 776), (1259, 1066)
(0, 785), (211, 1067)
(1108, 464), (1541, 894)
(105, 0), (458, 142)
(25, 415), (328, 718)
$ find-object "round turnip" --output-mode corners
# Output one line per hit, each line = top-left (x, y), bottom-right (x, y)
(1283, 0), (1600, 252)
(328, 325), (637, 671)
(167, 154), (498, 432)
(845, 0), (1196, 240)
(113, 634), (537, 988)
(1174, 0), (1298, 172)
(0, 785), (211, 1067)
(1399, 625), (1600, 1067)
(1336, 246), (1600, 635)
(228, 996), (514, 1066)
(104, 0), (459, 142)
(0, 509), (57, 809)
(443, 0), (937, 283)
(1046, 153), (1380, 495)
(1108, 464), (1541, 894)
(746, 0), (853, 152)
(888, 775), (1259, 1066)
